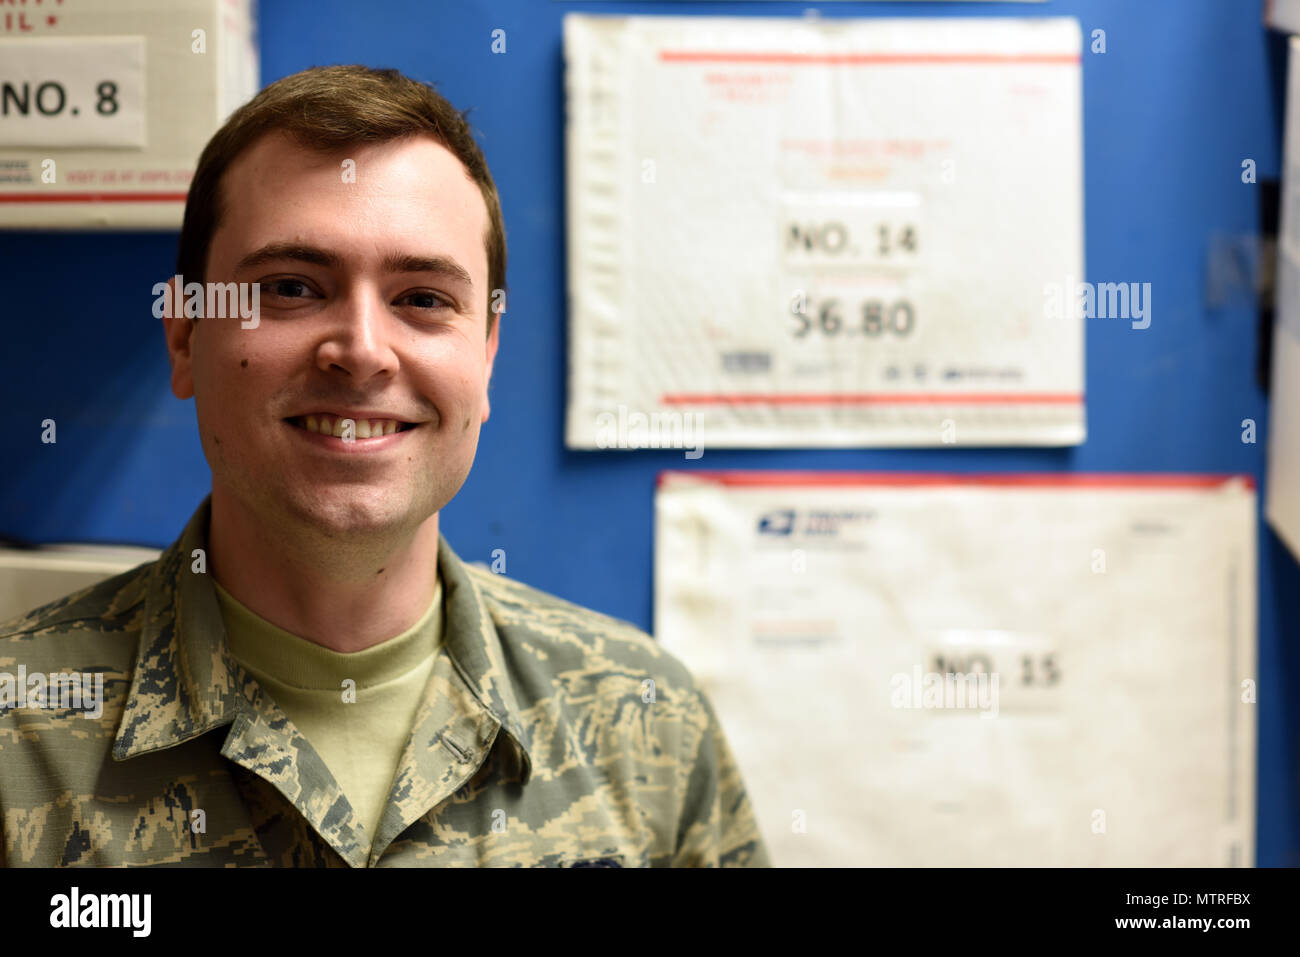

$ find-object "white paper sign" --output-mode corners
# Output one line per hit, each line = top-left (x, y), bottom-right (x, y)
(655, 471), (1257, 866)
(0, 37), (146, 149)
(566, 15), (1085, 448)
(1267, 36), (1300, 563)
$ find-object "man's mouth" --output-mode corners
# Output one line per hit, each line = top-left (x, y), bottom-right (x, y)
(285, 415), (417, 438)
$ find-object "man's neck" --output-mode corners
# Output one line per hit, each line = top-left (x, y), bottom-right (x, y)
(206, 489), (442, 653)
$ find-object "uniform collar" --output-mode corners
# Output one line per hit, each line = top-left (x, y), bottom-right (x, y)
(112, 495), (533, 788)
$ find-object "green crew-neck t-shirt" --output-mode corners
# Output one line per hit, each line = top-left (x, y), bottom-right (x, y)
(213, 574), (443, 851)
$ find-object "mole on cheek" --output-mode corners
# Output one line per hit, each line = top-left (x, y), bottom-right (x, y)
(463, 415), (471, 431)
(240, 358), (249, 369)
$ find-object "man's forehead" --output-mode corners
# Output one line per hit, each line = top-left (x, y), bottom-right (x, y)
(225, 128), (473, 185)
(214, 130), (490, 278)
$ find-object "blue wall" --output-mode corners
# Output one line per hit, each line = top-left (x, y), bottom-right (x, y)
(0, 0), (1295, 865)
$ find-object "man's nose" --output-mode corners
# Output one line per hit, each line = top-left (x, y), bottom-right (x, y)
(316, 287), (398, 380)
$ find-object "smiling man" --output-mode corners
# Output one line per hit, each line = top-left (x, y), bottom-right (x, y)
(0, 65), (771, 868)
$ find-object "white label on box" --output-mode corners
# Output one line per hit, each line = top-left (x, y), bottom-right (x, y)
(780, 190), (924, 269)
(0, 37), (146, 149)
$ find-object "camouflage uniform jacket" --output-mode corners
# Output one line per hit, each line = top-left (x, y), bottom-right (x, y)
(0, 497), (771, 867)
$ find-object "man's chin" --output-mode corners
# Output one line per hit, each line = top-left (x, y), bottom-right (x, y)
(280, 486), (427, 540)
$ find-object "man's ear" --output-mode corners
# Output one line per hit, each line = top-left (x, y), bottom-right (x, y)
(481, 308), (501, 424)
(160, 277), (197, 400)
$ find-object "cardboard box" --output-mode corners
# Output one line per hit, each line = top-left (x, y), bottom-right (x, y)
(0, 544), (161, 622)
(0, 0), (258, 229)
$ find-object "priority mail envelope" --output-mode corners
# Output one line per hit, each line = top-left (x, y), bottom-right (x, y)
(565, 14), (1085, 448)
(654, 471), (1256, 866)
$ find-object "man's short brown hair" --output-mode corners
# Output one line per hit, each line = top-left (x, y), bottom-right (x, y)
(177, 64), (506, 334)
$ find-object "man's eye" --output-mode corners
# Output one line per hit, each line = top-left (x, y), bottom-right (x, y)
(398, 291), (454, 310)
(265, 279), (315, 299)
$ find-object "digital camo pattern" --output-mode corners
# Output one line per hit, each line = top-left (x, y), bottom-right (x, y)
(0, 497), (772, 867)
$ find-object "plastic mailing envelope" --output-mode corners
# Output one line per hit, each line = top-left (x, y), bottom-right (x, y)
(565, 14), (1085, 448)
(654, 471), (1256, 865)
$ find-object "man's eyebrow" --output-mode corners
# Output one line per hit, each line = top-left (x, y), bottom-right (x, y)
(233, 243), (474, 288)
(380, 253), (474, 288)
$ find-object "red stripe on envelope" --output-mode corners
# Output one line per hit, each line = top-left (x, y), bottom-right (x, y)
(659, 52), (1081, 66)
(656, 472), (1255, 490)
(0, 193), (187, 203)
(660, 393), (1084, 405)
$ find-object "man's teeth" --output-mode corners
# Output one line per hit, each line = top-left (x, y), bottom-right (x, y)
(300, 415), (403, 437)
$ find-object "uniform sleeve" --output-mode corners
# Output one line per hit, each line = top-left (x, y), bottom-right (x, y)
(671, 687), (773, 867)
